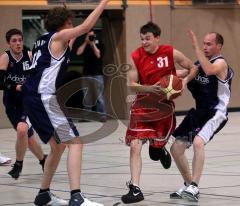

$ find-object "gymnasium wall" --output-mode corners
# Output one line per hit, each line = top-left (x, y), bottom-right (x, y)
(125, 5), (240, 111)
(0, 2), (240, 127)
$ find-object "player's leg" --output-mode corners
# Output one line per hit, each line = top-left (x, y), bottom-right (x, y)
(130, 139), (143, 186)
(182, 111), (227, 202)
(171, 139), (191, 182)
(149, 112), (176, 169)
(15, 122), (28, 161)
(27, 132), (47, 171)
(121, 139), (144, 204)
(34, 137), (68, 206)
(192, 135), (205, 185)
(67, 143), (83, 190)
(6, 108), (27, 179)
(169, 109), (198, 199)
(169, 139), (191, 199)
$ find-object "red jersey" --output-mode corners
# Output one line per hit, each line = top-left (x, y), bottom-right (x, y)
(131, 45), (176, 85)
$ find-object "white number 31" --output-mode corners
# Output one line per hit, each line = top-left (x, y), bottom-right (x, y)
(157, 56), (169, 68)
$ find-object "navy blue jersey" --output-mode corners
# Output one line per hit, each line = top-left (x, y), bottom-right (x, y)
(3, 49), (31, 107)
(23, 32), (70, 94)
(187, 55), (233, 113)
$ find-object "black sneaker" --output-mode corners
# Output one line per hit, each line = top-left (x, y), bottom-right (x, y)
(34, 191), (68, 205)
(39, 154), (48, 171)
(69, 192), (103, 206)
(149, 146), (171, 169)
(8, 162), (22, 179)
(121, 182), (144, 204)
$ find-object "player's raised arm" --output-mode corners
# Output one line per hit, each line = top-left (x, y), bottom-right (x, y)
(188, 30), (228, 80)
(54, 0), (108, 44)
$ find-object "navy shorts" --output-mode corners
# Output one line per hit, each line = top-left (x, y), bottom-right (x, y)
(23, 93), (79, 144)
(172, 108), (227, 145)
(5, 106), (34, 138)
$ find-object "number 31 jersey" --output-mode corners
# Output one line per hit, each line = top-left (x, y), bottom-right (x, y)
(131, 45), (176, 85)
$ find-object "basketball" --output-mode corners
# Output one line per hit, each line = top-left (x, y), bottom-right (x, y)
(158, 74), (183, 100)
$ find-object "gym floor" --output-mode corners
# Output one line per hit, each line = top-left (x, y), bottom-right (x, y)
(0, 113), (239, 206)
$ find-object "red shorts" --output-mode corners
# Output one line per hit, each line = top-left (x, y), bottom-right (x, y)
(126, 95), (176, 148)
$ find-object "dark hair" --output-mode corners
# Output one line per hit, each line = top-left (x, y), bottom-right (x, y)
(45, 7), (73, 32)
(140, 22), (161, 37)
(5, 28), (23, 43)
(210, 32), (224, 45)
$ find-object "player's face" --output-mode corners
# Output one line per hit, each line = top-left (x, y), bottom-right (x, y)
(203, 33), (221, 59)
(140, 32), (160, 54)
(8, 34), (23, 55)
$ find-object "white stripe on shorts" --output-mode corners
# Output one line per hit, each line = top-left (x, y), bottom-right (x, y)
(198, 110), (227, 144)
(41, 94), (77, 142)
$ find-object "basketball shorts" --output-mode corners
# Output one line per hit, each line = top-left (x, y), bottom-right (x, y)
(172, 108), (228, 146)
(5, 105), (34, 138)
(23, 93), (79, 144)
(126, 96), (176, 148)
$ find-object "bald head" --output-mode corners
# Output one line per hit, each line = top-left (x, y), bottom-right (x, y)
(203, 32), (224, 59)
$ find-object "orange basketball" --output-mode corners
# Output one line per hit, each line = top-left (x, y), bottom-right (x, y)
(158, 74), (183, 100)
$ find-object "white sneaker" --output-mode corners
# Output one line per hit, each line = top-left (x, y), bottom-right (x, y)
(47, 193), (68, 206)
(170, 185), (188, 199)
(34, 191), (68, 206)
(83, 198), (104, 206)
(69, 192), (104, 206)
(0, 153), (11, 165)
(181, 185), (200, 202)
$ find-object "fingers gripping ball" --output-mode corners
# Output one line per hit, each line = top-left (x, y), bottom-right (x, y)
(159, 74), (183, 100)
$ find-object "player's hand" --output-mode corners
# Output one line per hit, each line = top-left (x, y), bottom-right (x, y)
(149, 84), (166, 95)
(188, 30), (199, 50)
(16, 85), (22, 92)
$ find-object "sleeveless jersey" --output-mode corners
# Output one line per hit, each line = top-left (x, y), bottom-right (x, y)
(131, 45), (176, 85)
(23, 32), (70, 94)
(3, 49), (31, 106)
(187, 55), (234, 114)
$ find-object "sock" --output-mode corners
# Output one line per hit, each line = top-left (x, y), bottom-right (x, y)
(16, 160), (23, 165)
(39, 155), (47, 165)
(190, 181), (198, 187)
(39, 188), (50, 194)
(71, 189), (81, 196)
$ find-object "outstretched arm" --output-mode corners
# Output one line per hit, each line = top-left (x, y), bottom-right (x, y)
(174, 49), (198, 87)
(54, 0), (108, 45)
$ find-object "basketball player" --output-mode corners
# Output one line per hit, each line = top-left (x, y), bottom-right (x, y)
(170, 31), (233, 202)
(0, 28), (46, 179)
(121, 22), (197, 204)
(22, 1), (108, 206)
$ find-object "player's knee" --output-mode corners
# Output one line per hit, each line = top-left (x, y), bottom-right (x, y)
(193, 136), (204, 151)
(130, 140), (142, 155)
(17, 125), (28, 138)
(51, 143), (66, 155)
(170, 140), (185, 157)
